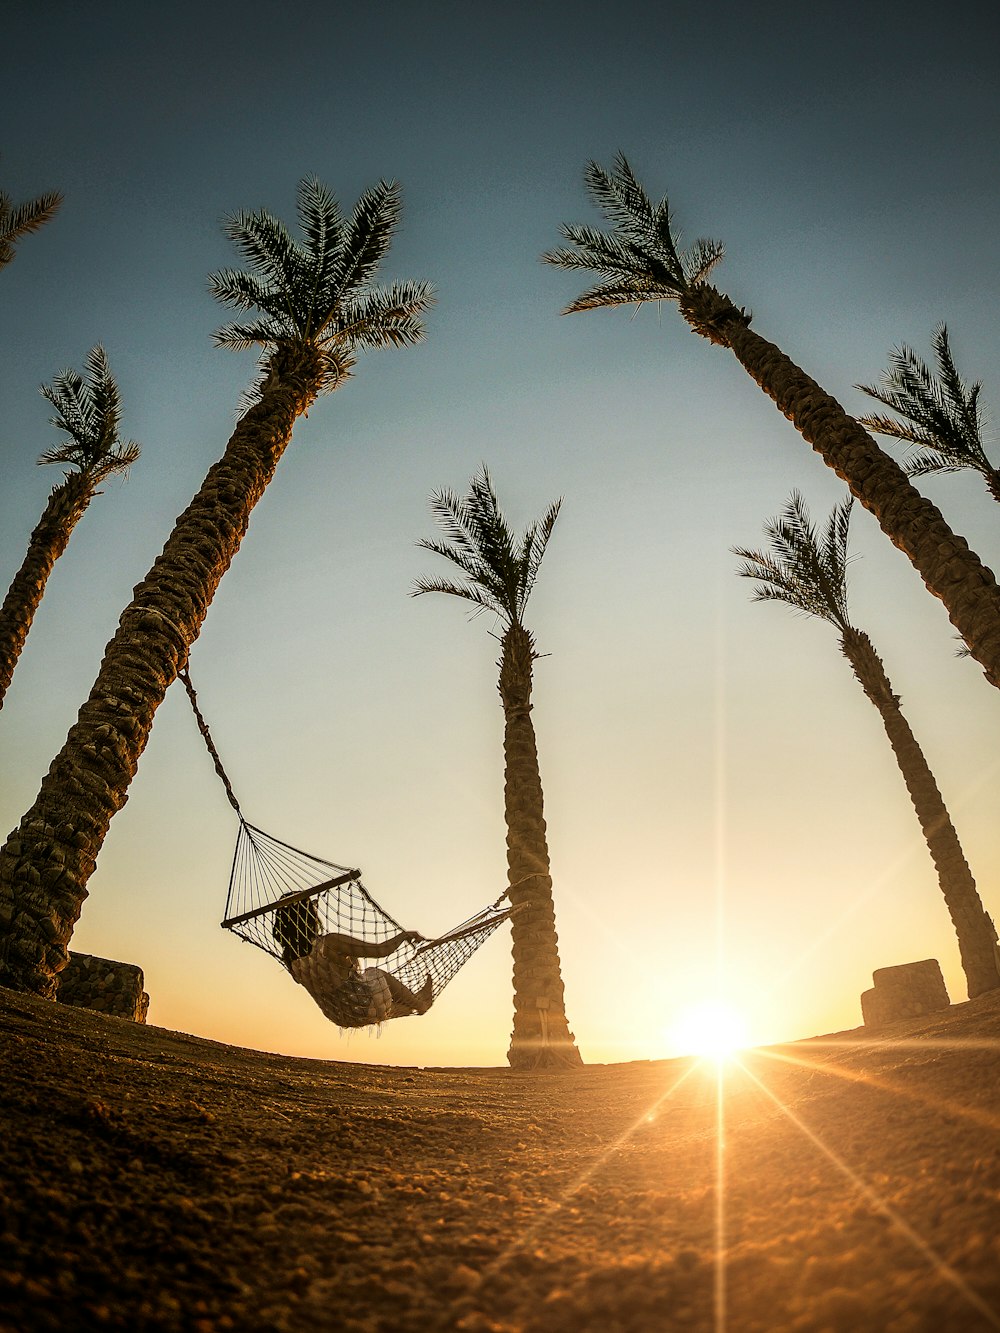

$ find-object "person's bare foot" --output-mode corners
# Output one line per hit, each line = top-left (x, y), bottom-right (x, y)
(413, 975), (433, 1014)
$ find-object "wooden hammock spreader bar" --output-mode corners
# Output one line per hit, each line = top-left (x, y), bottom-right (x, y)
(222, 869), (362, 931)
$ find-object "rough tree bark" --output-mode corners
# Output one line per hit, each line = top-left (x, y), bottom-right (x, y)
(0, 343), (323, 996)
(841, 627), (1000, 998)
(499, 623), (582, 1069)
(0, 470), (95, 708)
(678, 284), (1000, 689)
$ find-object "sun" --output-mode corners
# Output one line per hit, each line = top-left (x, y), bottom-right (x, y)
(669, 999), (750, 1062)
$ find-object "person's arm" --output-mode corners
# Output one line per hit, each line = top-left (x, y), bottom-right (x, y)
(322, 929), (423, 960)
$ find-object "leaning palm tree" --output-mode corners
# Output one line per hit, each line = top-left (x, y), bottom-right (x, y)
(413, 467), (583, 1069)
(0, 184), (63, 270)
(543, 154), (1000, 690)
(856, 325), (1000, 504)
(0, 175), (432, 998)
(0, 347), (140, 709)
(734, 491), (1000, 998)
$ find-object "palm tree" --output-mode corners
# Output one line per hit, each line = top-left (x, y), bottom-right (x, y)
(0, 176), (432, 998)
(855, 325), (1000, 504)
(734, 491), (1000, 999)
(0, 348), (141, 709)
(543, 154), (1000, 690)
(0, 184), (63, 270)
(413, 467), (583, 1069)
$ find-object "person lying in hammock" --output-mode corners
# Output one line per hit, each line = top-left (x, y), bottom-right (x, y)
(272, 894), (434, 1028)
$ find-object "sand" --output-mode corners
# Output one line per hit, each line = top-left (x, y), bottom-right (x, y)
(2, 985), (1000, 1332)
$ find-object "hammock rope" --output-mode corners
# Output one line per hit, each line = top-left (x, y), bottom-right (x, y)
(178, 668), (513, 1029)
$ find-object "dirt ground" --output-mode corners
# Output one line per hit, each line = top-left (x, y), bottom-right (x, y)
(2, 987), (1000, 1332)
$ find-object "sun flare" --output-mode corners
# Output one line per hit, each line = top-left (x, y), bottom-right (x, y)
(669, 1000), (750, 1061)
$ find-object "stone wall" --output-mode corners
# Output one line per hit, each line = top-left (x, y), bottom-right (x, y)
(56, 952), (149, 1022)
(861, 958), (949, 1029)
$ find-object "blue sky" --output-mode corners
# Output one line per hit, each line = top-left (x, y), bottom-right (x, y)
(2, 1), (999, 1065)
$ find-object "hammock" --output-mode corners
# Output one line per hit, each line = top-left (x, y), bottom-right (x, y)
(179, 668), (514, 1028)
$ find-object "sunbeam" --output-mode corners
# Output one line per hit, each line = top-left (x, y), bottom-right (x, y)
(452, 1060), (702, 1303)
(735, 1056), (1000, 1329)
(713, 585), (731, 1333)
(714, 1059), (727, 1333)
(758, 1042), (1000, 1132)
(713, 596), (728, 1333)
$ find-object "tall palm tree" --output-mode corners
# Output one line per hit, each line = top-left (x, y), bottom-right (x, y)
(413, 467), (583, 1069)
(543, 154), (1000, 690)
(0, 347), (141, 709)
(0, 176), (432, 998)
(0, 184), (63, 270)
(734, 491), (1000, 998)
(856, 325), (1000, 504)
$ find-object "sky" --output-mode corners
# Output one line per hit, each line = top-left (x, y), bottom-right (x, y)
(2, 0), (999, 1068)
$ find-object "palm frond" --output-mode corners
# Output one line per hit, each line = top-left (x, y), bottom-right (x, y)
(854, 410), (933, 448)
(583, 156), (658, 240)
(0, 188), (63, 267)
(83, 346), (121, 452)
(317, 347), (357, 394)
(424, 474), (515, 603)
(684, 237), (726, 285)
(545, 155), (723, 311)
(561, 279), (665, 314)
(293, 177), (343, 337)
(42, 349), (118, 462)
(209, 177), (426, 378)
(41, 367), (88, 443)
(207, 268), (284, 316)
(423, 488), (486, 560)
(821, 495), (854, 599)
(219, 208), (300, 300)
(410, 574), (504, 620)
(414, 466), (560, 627)
(329, 281), (433, 351)
(414, 538), (507, 614)
(856, 326), (993, 477)
(733, 491), (853, 631)
(545, 224), (649, 275)
(37, 442), (83, 468)
(211, 317), (291, 350)
(37, 346), (138, 478)
(331, 179), (403, 300)
(89, 440), (142, 484)
(296, 177), (342, 270)
(933, 326), (980, 427)
(418, 486), (511, 603)
(583, 154), (687, 280)
(521, 498), (562, 611)
(904, 454), (970, 479)
(467, 467), (522, 613)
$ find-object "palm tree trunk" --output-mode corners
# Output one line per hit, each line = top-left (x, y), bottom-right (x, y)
(678, 284), (1000, 689)
(841, 627), (1000, 998)
(0, 471), (95, 709)
(0, 343), (323, 997)
(499, 623), (582, 1069)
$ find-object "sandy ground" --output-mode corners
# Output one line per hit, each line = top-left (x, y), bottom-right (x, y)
(2, 987), (1000, 1332)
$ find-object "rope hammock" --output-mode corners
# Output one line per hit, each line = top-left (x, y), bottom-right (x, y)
(178, 667), (514, 1030)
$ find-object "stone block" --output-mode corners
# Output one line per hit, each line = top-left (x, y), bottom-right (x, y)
(55, 951), (149, 1022)
(861, 958), (949, 1029)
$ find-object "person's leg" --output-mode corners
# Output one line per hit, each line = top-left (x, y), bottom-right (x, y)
(378, 968), (433, 1015)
